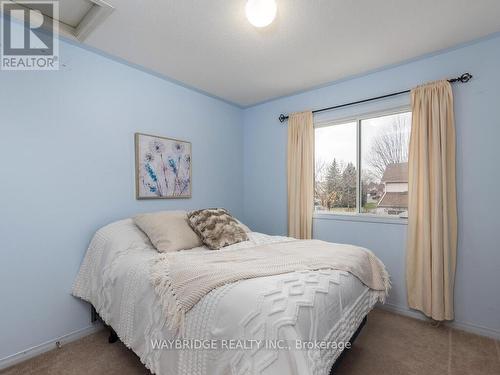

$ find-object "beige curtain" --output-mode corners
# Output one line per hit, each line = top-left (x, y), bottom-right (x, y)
(406, 80), (457, 321)
(287, 111), (314, 239)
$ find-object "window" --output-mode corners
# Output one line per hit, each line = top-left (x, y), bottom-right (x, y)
(314, 110), (411, 218)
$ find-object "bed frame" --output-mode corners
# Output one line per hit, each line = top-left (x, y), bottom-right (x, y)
(329, 316), (367, 373)
(92, 305), (368, 370)
(91, 305), (119, 343)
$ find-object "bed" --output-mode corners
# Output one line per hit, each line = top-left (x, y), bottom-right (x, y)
(72, 218), (388, 375)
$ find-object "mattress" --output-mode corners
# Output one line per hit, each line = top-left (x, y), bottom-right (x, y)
(72, 219), (380, 375)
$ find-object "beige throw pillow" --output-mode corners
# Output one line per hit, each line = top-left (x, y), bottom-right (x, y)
(187, 208), (248, 250)
(134, 211), (202, 252)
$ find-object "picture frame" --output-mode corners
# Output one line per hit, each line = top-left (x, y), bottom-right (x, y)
(135, 132), (192, 199)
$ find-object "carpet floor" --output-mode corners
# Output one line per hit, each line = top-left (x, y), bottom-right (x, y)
(2, 308), (499, 375)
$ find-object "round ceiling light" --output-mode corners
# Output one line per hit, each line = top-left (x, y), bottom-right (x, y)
(245, 0), (277, 28)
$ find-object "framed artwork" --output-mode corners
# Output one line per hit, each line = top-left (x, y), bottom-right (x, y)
(135, 133), (192, 199)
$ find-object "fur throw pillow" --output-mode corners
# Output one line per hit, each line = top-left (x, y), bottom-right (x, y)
(187, 208), (248, 250)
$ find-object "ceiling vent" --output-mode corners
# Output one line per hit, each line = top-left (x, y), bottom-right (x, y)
(7, 0), (114, 41)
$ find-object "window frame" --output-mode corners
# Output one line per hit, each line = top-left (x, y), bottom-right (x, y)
(313, 105), (411, 223)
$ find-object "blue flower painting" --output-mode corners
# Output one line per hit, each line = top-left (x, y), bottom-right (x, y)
(135, 133), (192, 199)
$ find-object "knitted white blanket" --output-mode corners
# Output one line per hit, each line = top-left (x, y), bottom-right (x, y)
(150, 239), (390, 331)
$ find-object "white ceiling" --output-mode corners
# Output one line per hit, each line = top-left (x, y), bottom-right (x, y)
(74, 0), (500, 106)
(59, 0), (93, 28)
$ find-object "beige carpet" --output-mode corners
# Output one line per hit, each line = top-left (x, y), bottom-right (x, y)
(2, 309), (499, 375)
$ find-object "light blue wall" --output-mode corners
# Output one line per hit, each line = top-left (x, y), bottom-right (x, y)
(243, 35), (500, 336)
(0, 37), (243, 359)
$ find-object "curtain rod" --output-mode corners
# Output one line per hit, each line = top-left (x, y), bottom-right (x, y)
(278, 72), (472, 123)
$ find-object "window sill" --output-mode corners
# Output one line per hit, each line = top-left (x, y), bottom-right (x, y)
(313, 212), (408, 225)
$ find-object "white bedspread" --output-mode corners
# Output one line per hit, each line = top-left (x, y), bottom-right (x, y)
(72, 219), (381, 375)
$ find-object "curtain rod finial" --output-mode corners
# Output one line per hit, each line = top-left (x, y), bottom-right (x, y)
(279, 114), (287, 123)
(451, 73), (472, 83)
(460, 72), (472, 82)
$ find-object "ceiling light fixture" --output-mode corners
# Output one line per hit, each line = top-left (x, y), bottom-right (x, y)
(245, 0), (277, 28)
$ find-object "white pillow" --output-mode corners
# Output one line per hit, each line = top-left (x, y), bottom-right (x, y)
(134, 211), (202, 252)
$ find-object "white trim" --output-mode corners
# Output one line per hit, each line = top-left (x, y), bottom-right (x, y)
(355, 118), (361, 213)
(314, 105), (411, 129)
(378, 302), (500, 340)
(74, 0), (114, 41)
(314, 212), (408, 225)
(0, 323), (103, 371)
(4, 0), (114, 41)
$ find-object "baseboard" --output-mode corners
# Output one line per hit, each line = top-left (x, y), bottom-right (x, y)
(378, 302), (500, 340)
(0, 323), (104, 371)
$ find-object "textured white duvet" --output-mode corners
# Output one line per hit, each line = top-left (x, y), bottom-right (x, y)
(72, 219), (381, 375)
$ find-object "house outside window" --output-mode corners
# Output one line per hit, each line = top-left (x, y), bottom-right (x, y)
(314, 109), (411, 218)
(376, 162), (408, 217)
